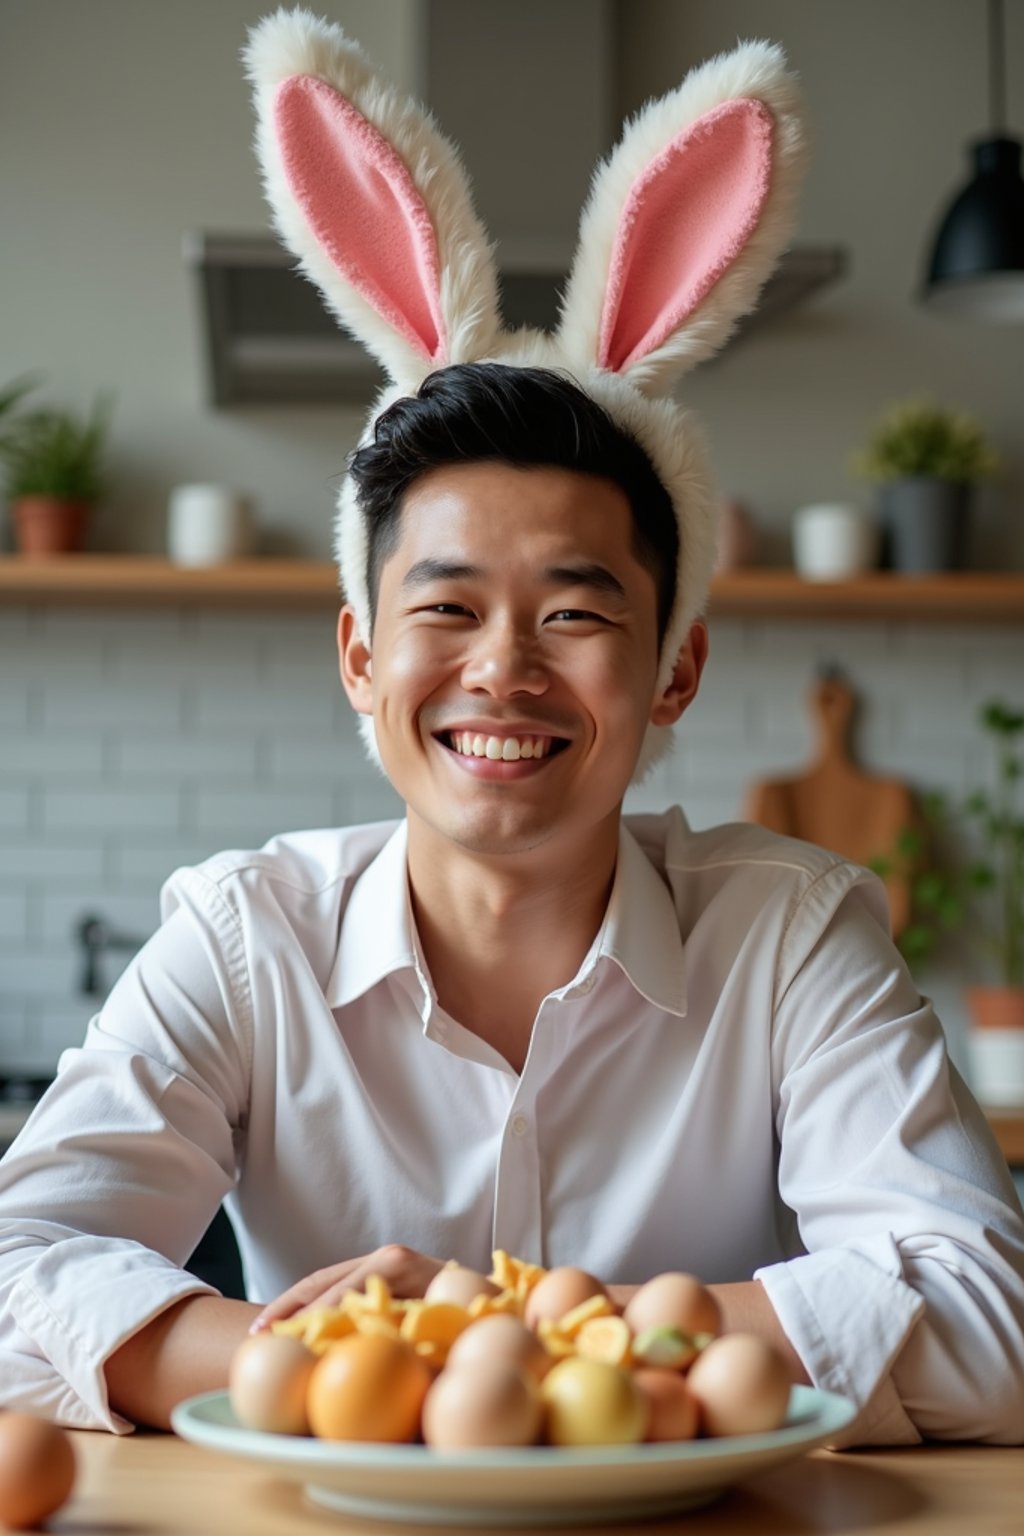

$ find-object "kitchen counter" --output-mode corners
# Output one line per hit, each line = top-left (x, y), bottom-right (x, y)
(53, 1430), (1024, 1534)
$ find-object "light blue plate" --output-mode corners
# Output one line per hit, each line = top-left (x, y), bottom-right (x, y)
(172, 1385), (855, 1526)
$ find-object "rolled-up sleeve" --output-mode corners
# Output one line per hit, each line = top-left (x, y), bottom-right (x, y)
(755, 869), (1024, 1445)
(0, 868), (251, 1431)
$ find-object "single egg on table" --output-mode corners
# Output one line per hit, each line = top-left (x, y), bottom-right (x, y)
(0, 1412), (76, 1530)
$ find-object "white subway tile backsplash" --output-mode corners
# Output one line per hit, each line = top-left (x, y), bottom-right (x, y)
(42, 788), (180, 834)
(194, 787), (334, 840)
(0, 733), (105, 777)
(0, 606), (1019, 1075)
(115, 735), (258, 780)
(0, 893), (27, 942)
(0, 843), (105, 883)
(0, 789), (29, 831)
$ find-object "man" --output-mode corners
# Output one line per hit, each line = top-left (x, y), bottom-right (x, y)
(1, 13), (1023, 1443)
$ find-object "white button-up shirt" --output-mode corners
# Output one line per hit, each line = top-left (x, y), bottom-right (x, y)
(1, 810), (1023, 1443)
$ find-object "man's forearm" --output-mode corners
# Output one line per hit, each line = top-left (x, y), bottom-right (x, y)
(104, 1294), (261, 1430)
(607, 1278), (811, 1385)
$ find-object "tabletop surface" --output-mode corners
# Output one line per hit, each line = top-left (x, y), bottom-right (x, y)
(51, 1430), (1024, 1535)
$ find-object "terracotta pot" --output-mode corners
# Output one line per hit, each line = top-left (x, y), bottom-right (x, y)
(966, 986), (1024, 1030)
(11, 496), (91, 556)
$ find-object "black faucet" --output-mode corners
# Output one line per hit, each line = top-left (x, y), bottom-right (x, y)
(75, 913), (149, 997)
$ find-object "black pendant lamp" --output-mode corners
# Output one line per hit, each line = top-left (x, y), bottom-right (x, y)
(921, 0), (1024, 319)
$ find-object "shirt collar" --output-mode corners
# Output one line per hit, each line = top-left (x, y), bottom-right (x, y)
(588, 823), (688, 1018)
(327, 821), (421, 1008)
(326, 818), (687, 1019)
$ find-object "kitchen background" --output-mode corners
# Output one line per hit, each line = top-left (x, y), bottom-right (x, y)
(2, 0), (1023, 1111)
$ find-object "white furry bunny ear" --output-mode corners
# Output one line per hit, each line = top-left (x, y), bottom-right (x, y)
(557, 41), (807, 396)
(243, 6), (501, 387)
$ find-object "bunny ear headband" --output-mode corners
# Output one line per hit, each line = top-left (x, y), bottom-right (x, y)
(244, 7), (807, 780)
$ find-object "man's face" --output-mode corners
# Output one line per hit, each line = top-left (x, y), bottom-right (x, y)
(339, 461), (704, 860)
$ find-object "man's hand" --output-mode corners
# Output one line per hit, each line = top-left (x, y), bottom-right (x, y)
(251, 1244), (447, 1331)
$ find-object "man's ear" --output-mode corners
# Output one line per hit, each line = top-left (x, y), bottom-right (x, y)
(338, 604), (374, 715)
(649, 620), (709, 727)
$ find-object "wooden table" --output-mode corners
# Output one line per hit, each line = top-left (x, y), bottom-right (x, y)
(53, 1430), (1024, 1534)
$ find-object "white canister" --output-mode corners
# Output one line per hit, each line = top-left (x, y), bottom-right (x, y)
(967, 1029), (1024, 1110)
(167, 484), (252, 566)
(791, 503), (878, 581)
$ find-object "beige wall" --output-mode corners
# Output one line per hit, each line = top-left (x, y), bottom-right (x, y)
(2, 0), (1022, 563)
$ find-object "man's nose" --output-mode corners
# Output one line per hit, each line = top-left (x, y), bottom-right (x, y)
(460, 621), (548, 696)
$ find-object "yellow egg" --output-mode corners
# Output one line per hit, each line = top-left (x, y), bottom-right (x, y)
(686, 1333), (792, 1437)
(424, 1265), (500, 1309)
(523, 1267), (609, 1330)
(422, 1361), (542, 1449)
(0, 1412), (76, 1529)
(229, 1332), (317, 1435)
(445, 1313), (552, 1383)
(306, 1333), (432, 1442)
(623, 1273), (721, 1340)
(540, 1358), (648, 1446)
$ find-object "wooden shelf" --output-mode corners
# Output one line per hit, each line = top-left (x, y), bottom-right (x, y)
(984, 1111), (1024, 1167)
(0, 557), (1023, 621)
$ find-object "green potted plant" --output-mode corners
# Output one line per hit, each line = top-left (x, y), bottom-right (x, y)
(872, 700), (1024, 1105)
(851, 397), (997, 574)
(0, 390), (113, 556)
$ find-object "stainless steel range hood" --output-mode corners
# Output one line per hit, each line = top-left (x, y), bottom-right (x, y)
(191, 0), (844, 407)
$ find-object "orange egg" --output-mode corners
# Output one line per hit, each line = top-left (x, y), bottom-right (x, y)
(633, 1368), (700, 1441)
(445, 1314), (551, 1383)
(229, 1332), (317, 1435)
(422, 1361), (542, 1449)
(423, 1265), (500, 1309)
(685, 1333), (792, 1437)
(306, 1333), (432, 1442)
(623, 1273), (721, 1340)
(0, 1413), (76, 1529)
(523, 1267), (609, 1330)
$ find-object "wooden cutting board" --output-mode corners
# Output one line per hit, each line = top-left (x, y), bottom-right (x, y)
(742, 674), (917, 936)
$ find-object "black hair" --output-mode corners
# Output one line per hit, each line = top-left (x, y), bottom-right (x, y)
(348, 362), (679, 644)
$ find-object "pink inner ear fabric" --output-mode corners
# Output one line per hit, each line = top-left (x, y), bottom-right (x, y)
(599, 99), (774, 373)
(275, 75), (447, 364)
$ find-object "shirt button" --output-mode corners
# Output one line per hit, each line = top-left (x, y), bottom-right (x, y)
(511, 1113), (529, 1136)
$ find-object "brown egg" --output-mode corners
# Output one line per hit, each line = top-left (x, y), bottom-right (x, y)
(633, 1368), (700, 1442)
(685, 1333), (792, 1437)
(423, 1265), (500, 1309)
(229, 1332), (317, 1435)
(0, 1412), (76, 1529)
(623, 1273), (721, 1340)
(540, 1358), (648, 1447)
(422, 1361), (542, 1449)
(523, 1267), (609, 1330)
(306, 1333), (432, 1442)
(445, 1313), (552, 1383)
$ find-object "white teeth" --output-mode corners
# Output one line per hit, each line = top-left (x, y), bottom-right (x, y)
(448, 733), (556, 761)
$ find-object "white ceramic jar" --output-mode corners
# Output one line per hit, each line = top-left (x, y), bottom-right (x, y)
(167, 484), (252, 566)
(791, 503), (878, 581)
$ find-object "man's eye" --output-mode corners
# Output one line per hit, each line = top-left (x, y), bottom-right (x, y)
(547, 609), (606, 624)
(420, 603), (470, 616)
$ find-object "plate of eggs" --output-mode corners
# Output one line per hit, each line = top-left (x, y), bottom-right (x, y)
(171, 1251), (855, 1526)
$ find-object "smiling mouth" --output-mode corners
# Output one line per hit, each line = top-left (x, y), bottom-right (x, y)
(436, 731), (570, 763)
